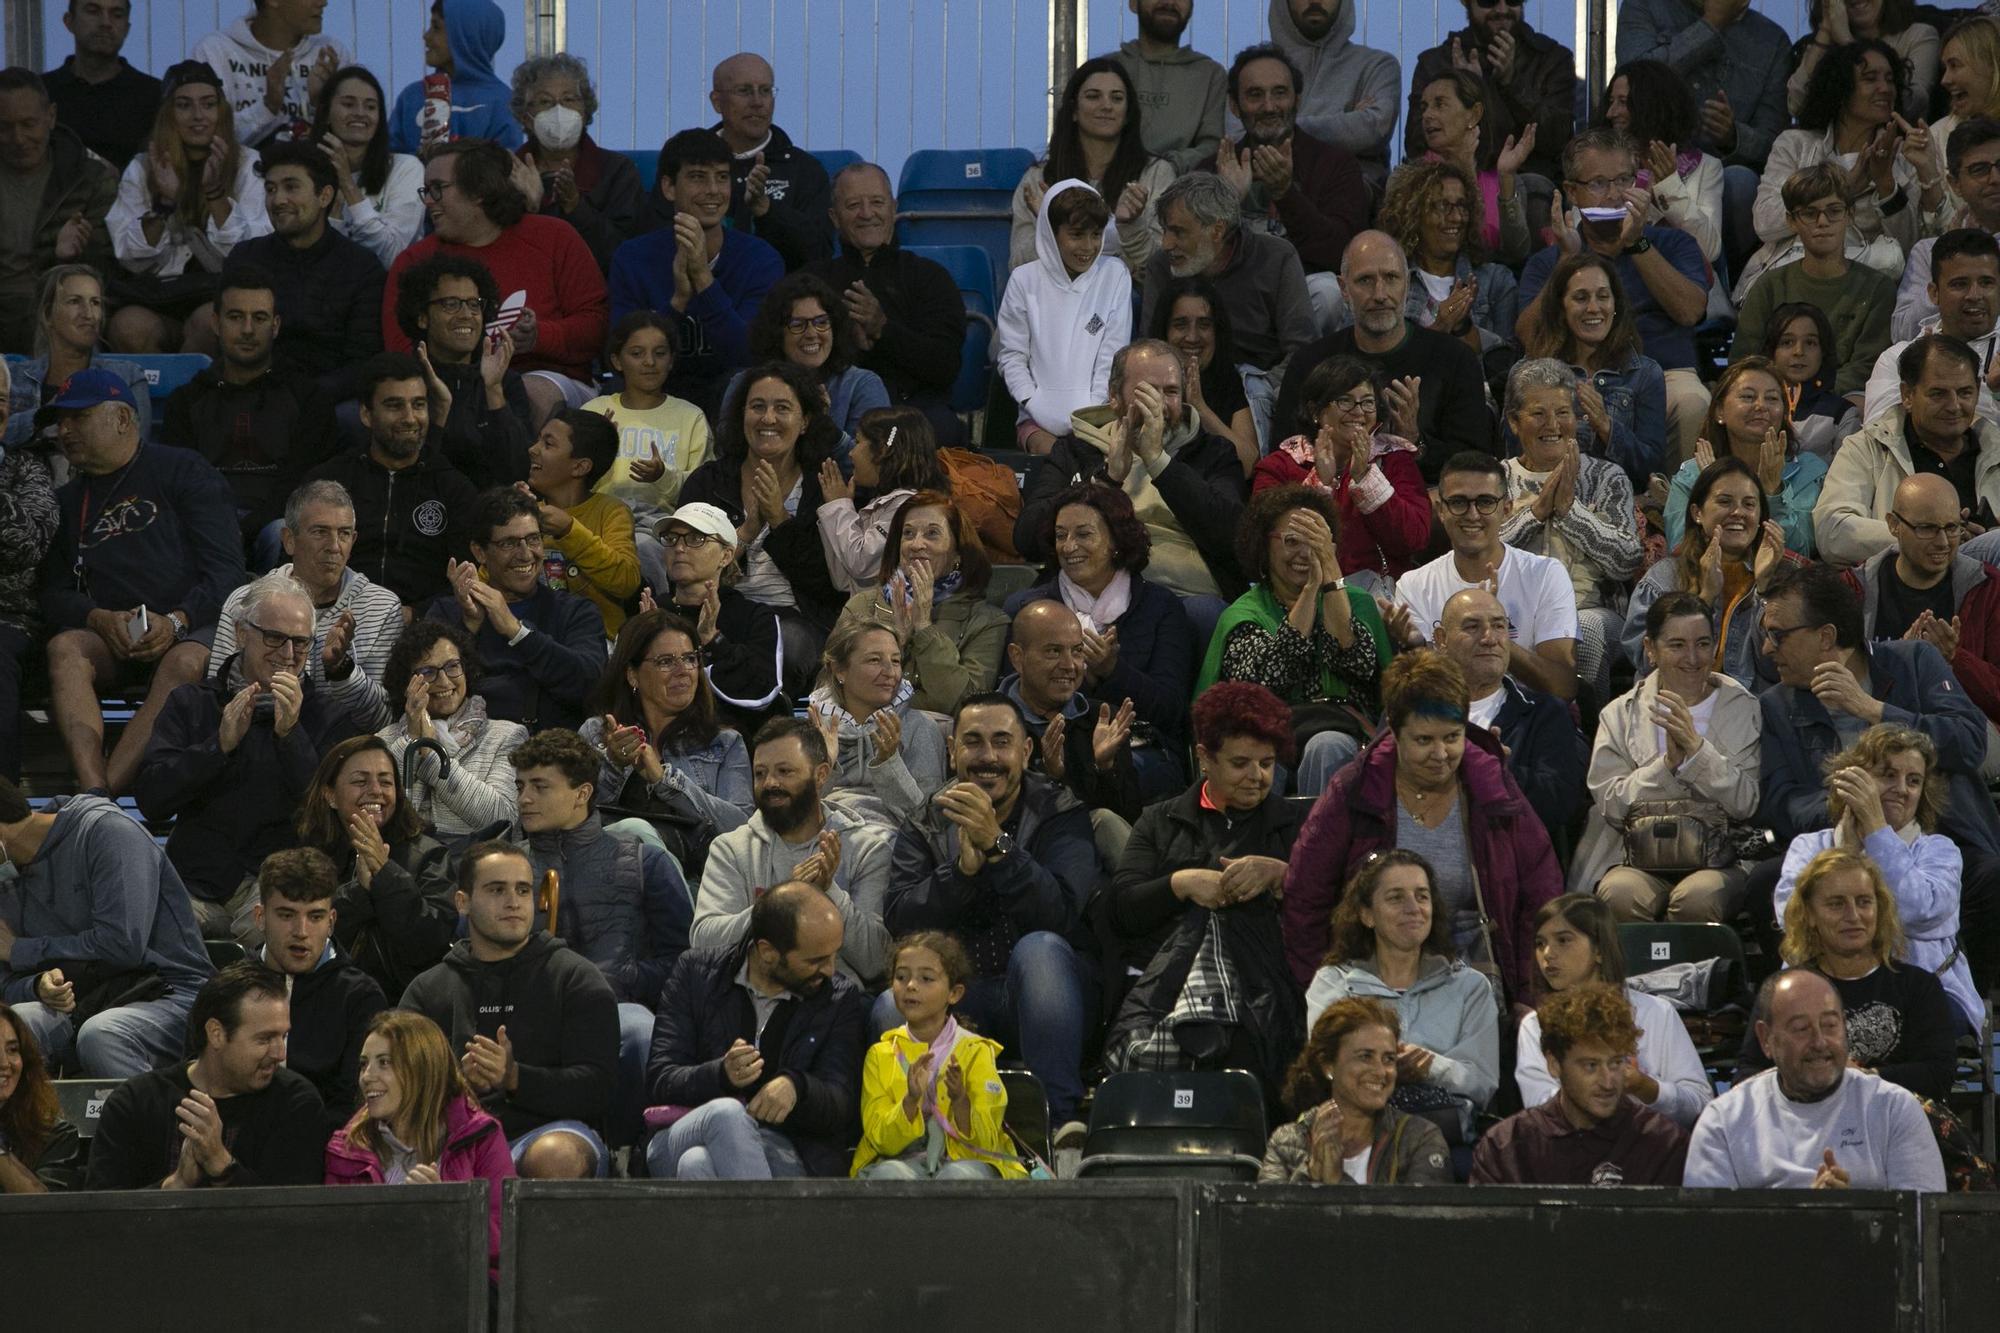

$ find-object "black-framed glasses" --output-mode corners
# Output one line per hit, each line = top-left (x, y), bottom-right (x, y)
(1330, 394), (1377, 416)
(485, 533), (546, 556)
(1961, 160), (2000, 181)
(1889, 511), (1966, 541)
(1569, 174), (1637, 195)
(662, 530), (723, 550)
(641, 652), (702, 673)
(417, 181), (454, 202)
(1761, 622), (1816, 647)
(243, 620), (313, 656)
(784, 314), (832, 335)
(428, 296), (487, 315)
(1789, 204), (1850, 225)
(1441, 494), (1504, 515)
(412, 659), (464, 682)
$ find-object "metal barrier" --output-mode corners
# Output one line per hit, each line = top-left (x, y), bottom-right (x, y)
(1923, 1194), (2000, 1333)
(6, 1182), (491, 1331)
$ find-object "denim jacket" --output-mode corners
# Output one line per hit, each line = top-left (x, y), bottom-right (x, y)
(6, 353), (154, 446)
(1570, 353), (1668, 486)
(1403, 254), (1519, 356)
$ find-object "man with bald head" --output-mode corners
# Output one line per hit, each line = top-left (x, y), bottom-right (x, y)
(707, 52), (832, 270)
(1002, 600), (1144, 820)
(1435, 586), (1586, 840)
(805, 162), (968, 439)
(1272, 230), (1495, 483)
(1684, 965), (1945, 1190)
(646, 880), (868, 1178)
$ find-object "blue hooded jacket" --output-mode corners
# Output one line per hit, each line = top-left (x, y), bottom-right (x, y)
(389, 0), (524, 154)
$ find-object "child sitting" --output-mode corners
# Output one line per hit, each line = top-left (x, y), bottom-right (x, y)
(1765, 301), (1860, 460)
(997, 179), (1133, 456)
(853, 932), (1024, 1180)
(815, 407), (949, 594)
(583, 311), (713, 592)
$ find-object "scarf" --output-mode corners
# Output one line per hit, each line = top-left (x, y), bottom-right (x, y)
(882, 568), (965, 606)
(805, 680), (916, 736)
(894, 1015), (968, 1173)
(437, 693), (492, 749)
(1057, 568), (1132, 635)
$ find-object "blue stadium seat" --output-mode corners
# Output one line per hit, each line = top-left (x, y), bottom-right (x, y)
(952, 317), (993, 415)
(124, 353), (209, 404)
(810, 148), (862, 182)
(896, 148), (1034, 287)
(621, 147), (659, 194)
(904, 243), (997, 323)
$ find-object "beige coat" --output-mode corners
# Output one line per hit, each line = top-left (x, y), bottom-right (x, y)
(1570, 672), (1762, 895)
(1812, 407), (2000, 568)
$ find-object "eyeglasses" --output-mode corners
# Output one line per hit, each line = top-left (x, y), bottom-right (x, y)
(428, 296), (486, 314)
(1568, 174), (1637, 195)
(1790, 204), (1850, 225)
(242, 620), (313, 656)
(1427, 199), (1473, 219)
(1761, 622), (1817, 647)
(1960, 160), (2000, 181)
(1889, 510), (1966, 541)
(1330, 394), (1377, 416)
(485, 534), (546, 556)
(417, 181), (454, 202)
(1441, 494), (1504, 515)
(663, 530), (724, 550)
(784, 314), (833, 335)
(412, 659), (465, 682)
(722, 83), (776, 100)
(641, 652), (703, 673)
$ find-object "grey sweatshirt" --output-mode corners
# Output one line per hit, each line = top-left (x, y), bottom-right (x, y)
(1111, 39), (1228, 173)
(1266, 0), (1401, 180)
(690, 806), (894, 984)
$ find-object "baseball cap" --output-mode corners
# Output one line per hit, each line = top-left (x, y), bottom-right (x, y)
(47, 367), (140, 414)
(659, 502), (739, 548)
(161, 60), (225, 98)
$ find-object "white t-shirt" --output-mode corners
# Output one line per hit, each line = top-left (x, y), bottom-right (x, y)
(1398, 547), (1580, 650)
(1682, 1067), (1945, 1190)
(1342, 1146), (1373, 1183)
(1468, 688), (1505, 731)
(1652, 688), (1721, 757)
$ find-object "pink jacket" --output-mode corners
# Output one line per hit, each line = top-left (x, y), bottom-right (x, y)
(1280, 727), (1562, 1001)
(324, 1094), (513, 1267)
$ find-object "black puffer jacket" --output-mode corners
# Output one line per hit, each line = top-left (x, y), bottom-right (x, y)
(328, 833), (460, 999)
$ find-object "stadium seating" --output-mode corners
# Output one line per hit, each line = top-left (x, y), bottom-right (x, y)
(810, 148), (862, 182)
(895, 148), (1033, 286)
(1076, 1069), (1266, 1181)
(904, 243), (998, 323)
(620, 147), (658, 194)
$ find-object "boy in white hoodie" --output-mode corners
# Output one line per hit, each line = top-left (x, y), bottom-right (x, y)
(193, 2), (354, 147)
(997, 180), (1133, 454)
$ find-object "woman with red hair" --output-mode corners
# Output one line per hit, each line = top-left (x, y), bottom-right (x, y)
(1102, 682), (1307, 1102)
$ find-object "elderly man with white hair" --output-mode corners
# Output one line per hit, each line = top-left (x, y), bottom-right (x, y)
(135, 571), (374, 935)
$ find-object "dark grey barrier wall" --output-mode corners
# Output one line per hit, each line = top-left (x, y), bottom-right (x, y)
(5, 1183), (490, 1331)
(500, 1179), (1196, 1333)
(1200, 1186), (1920, 1333)
(1924, 1195), (2000, 1333)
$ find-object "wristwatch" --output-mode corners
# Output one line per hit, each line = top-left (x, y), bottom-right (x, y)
(168, 611), (189, 641)
(985, 833), (1015, 863)
(1621, 237), (1653, 257)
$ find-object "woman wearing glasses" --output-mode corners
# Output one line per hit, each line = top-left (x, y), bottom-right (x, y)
(376, 618), (527, 843)
(1411, 72), (1534, 264)
(648, 502), (783, 727)
(1377, 157), (1522, 359)
(726, 272), (890, 450)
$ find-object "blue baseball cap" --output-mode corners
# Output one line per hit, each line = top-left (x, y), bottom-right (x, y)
(47, 367), (139, 414)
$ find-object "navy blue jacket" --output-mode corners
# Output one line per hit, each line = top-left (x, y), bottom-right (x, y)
(304, 445), (478, 607)
(1757, 640), (1998, 856)
(647, 941), (869, 1177)
(1491, 675), (1589, 843)
(41, 441), (247, 632)
(419, 582), (606, 733)
(226, 227), (387, 395)
(521, 814), (691, 1008)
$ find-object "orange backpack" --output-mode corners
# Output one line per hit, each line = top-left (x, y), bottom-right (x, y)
(940, 447), (1024, 562)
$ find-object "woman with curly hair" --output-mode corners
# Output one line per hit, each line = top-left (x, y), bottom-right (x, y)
(1596, 60), (1724, 262)
(0, 1003), (79, 1192)
(1378, 155), (1522, 354)
(1520, 252), (1669, 484)
(1282, 649), (1562, 1004)
(1788, 0), (1939, 122)
(1411, 71), (1535, 262)
(1772, 725), (1981, 1030)
(1258, 996), (1452, 1185)
(508, 52), (646, 272)
(729, 271), (891, 445)
(1105, 682), (1306, 1096)
(1196, 484), (1392, 794)
(377, 618), (527, 841)
(1008, 56), (1174, 273)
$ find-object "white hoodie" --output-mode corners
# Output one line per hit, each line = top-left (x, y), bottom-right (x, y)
(193, 17), (354, 147)
(996, 179), (1134, 436)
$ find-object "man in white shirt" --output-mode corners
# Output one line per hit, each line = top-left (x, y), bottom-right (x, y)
(1682, 968), (1946, 1191)
(1390, 450), (1580, 701)
(1864, 228), (2000, 429)
(1892, 119), (2000, 341)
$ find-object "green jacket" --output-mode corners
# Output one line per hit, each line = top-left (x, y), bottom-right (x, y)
(1194, 583), (1390, 703)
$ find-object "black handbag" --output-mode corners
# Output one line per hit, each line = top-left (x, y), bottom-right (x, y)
(598, 776), (721, 881)
(43, 959), (168, 1029)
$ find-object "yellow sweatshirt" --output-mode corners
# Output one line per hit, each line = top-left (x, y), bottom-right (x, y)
(852, 1025), (1022, 1178)
(544, 491), (639, 637)
(582, 392), (712, 515)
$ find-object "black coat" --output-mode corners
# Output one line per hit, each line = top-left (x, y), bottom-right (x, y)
(278, 948), (388, 1128)
(677, 452), (845, 631)
(227, 228), (388, 395)
(804, 241), (967, 404)
(303, 445), (479, 607)
(163, 365), (341, 539)
(1106, 785), (1304, 971)
(328, 834), (460, 999)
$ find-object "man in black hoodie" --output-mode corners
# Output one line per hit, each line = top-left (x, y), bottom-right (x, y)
(392, 251), (534, 489)
(249, 847), (386, 1126)
(304, 352), (480, 607)
(399, 840), (619, 1179)
(707, 52), (832, 271)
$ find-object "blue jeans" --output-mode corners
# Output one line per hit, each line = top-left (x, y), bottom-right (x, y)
(14, 990), (194, 1078)
(1288, 730), (1360, 797)
(613, 1002), (656, 1148)
(1130, 745), (1186, 805)
(859, 1155), (1001, 1180)
(963, 930), (1098, 1124)
(509, 1120), (609, 1177)
(645, 1096), (808, 1179)
(1964, 530), (2000, 567)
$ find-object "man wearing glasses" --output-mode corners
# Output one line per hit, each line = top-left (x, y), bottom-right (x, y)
(707, 51), (833, 272)
(389, 251), (533, 489)
(1822, 333), (2000, 566)
(1894, 121), (2000, 340)
(1403, 0), (1574, 184)
(135, 572), (373, 936)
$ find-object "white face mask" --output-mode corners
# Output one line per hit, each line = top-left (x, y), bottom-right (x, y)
(533, 105), (584, 151)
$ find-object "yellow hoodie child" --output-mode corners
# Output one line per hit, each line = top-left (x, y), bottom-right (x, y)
(851, 1025), (1024, 1178)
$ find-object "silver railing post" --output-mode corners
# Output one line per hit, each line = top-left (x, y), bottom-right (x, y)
(4, 0), (44, 71)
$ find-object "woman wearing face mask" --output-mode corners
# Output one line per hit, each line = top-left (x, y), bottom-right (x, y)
(1743, 848), (1961, 1097)
(816, 408), (950, 595)
(1304, 850), (1501, 1143)
(1572, 594), (1761, 922)
(508, 54), (644, 273)
(5, 264), (153, 448)
(1148, 277), (1259, 476)
(1626, 457), (1798, 690)
(1664, 358), (1828, 557)
(376, 619), (527, 844)
(1773, 725), (1982, 1032)
(829, 490), (1008, 714)
(805, 621), (947, 826)
(105, 60), (271, 353)
(730, 272), (891, 447)
(1258, 997), (1452, 1185)
(311, 65), (424, 265)
(294, 735), (458, 999)
(1104, 683), (1304, 1098)
(1515, 894), (1713, 1126)
(1520, 253), (1669, 486)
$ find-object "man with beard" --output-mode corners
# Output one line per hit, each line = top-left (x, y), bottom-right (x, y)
(1199, 43), (1368, 334)
(1404, 0), (1574, 183)
(1266, 0), (1401, 189)
(399, 841), (619, 1179)
(418, 487), (605, 732)
(1001, 599), (1145, 819)
(86, 963), (325, 1189)
(304, 353), (479, 607)
(1110, 0), (1228, 172)
(1895, 122), (2000, 340)
(884, 693), (1101, 1147)
(1273, 231), (1495, 483)
(647, 881), (868, 1179)
(693, 718), (892, 985)
(225, 140), (385, 394)
(1141, 171), (1315, 448)
(1684, 966), (1944, 1189)
(1014, 340), (1250, 611)
(392, 251), (534, 488)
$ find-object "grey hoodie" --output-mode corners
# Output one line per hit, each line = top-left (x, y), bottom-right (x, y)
(1304, 953), (1501, 1119)
(0, 795), (213, 1003)
(1266, 0), (1401, 180)
(1111, 39), (1228, 172)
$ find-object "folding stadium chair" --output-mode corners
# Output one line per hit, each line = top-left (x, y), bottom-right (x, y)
(903, 243), (998, 323)
(205, 939), (248, 969)
(951, 318), (994, 416)
(1075, 1069), (1266, 1181)
(810, 148), (862, 182)
(1950, 993), (1997, 1160)
(123, 353), (210, 403)
(620, 147), (659, 194)
(999, 1068), (1051, 1164)
(896, 148), (1034, 284)
(983, 563), (1040, 609)
(1619, 921), (1752, 1075)
(53, 1078), (120, 1140)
